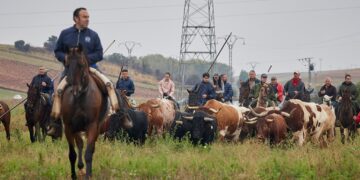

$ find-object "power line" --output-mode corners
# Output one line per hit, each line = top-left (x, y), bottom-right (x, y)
(1, 5), (359, 29)
(0, 0), (271, 16)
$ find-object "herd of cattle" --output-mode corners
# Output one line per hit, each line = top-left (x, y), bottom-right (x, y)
(0, 89), (351, 147)
(97, 88), (342, 148)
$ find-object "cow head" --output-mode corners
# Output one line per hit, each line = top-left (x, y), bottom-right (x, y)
(255, 114), (276, 142)
(203, 99), (223, 114)
(322, 95), (332, 107)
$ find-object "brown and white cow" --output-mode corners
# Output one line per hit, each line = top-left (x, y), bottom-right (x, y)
(252, 99), (335, 146)
(137, 98), (176, 136)
(202, 99), (244, 141)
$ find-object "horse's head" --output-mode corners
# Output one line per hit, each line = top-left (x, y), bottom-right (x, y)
(117, 90), (132, 109)
(65, 46), (90, 97)
(342, 88), (352, 101)
(187, 88), (200, 107)
(116, 108), (133, 129)
(26, 83), (41, 110)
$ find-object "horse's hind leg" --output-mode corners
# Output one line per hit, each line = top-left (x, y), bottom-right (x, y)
(340, 127), (345, 144)
(65, 128), (77, 180)
(75, 134), (85, 176)
(3, 120), (10, 141)
(85, 123), (99, 178)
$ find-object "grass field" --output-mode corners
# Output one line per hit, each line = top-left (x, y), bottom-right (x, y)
(1, 104), (360, 179)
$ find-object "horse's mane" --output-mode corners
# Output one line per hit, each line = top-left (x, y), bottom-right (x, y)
(66, 47), (90, 87)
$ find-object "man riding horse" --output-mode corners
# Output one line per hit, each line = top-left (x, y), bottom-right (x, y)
(29, 66), (54, 107)
(47, 7), (119, 136)
(337, 74), (359, 115)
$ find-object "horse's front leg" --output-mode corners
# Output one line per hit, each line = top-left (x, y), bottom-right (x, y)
(65, 127), (77, 180)
(85, 123), (99, 179)
(28, 125), (35, 143)
(75, 133), (86, 176)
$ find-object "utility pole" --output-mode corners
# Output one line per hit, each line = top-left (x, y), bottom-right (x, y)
(119, 41), (141, 68)
(298, 57), (314, 87)
(218, 35), (245, 82)
(247, 61), (259, 71)
(179, 0), (217, 98)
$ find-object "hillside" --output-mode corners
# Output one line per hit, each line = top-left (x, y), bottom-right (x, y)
(0, 44), (159, 102)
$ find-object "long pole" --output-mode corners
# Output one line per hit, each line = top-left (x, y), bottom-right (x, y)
(207, 32), (232, 73)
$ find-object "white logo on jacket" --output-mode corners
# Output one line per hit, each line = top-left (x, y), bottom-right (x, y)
(85, 36), (91, 43)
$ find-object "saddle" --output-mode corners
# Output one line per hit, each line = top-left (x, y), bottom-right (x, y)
(90, 73), (107, 96)
(40, 93), (51, 106)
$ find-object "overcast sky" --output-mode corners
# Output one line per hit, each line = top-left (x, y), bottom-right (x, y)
(1, 0), (360, 75)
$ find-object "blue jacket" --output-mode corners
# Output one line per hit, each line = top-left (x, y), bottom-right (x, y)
(192, 81), (216, 105)
(223, 82), (233, 102)
(30, 74), (54, 95)
(54, 26), (103, 69)
(116, 78), (135, 96)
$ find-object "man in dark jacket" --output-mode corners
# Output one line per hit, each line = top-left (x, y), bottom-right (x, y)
(221, 74), (233, 103)
(242, 70), (260, 107)
(338, 74), (359, 111)
(192, 73), (216, 105)
(318, 77), (337, 105)
(30, 66), (54, 95)
(116, 69), (135, 97)
(48, 7), (119, 136)
(284, 71), (305, 100)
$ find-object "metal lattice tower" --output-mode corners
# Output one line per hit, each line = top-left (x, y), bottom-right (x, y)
(179, 0), (217, 98)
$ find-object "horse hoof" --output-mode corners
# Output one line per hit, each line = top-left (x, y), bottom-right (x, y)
(78, 169), (86, 176)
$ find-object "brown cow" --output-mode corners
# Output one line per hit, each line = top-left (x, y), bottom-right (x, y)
(138, 98), (176, 136)
(252, 99), (335, 146)
(245, 113), (287, 145)
(202, 99), (243, 141)
(0, 101), (11, 141)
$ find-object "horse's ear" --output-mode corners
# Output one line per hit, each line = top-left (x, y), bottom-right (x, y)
(77, 44), (83, 53)
(187, 89), (191, 94)
(26, 83), (30, 88)
(64, 45), (70, 54)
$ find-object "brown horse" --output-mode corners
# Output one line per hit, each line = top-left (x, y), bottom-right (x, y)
(239, 81), (250, 107)
(57, 47), (110, 179)
(24, 83), (52, 142)
(337, 88), (357, 144)
(0, 101), (11, 140)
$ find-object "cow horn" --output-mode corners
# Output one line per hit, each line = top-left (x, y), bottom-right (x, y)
(208, 108), (219, 113)
(204, 117), (214, 121)
(281, 109), (295, 118)
(187, 105), (199, 110)
(266, 118), (274, 122)
(151, 104), (160, 108)
(247, 117), (258, 121)
(249, 106), (268, 117)
(175, 121), (183, 125)
(183, 116), (193, 120)
(244, 120), (257, 124)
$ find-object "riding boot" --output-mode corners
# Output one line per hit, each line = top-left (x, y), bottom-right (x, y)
(47, 77), (68, 136)
(89, 68), (119, 112)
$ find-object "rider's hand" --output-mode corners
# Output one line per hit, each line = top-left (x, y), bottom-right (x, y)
(42, 82), (47, 87)
(338, 96), (342, 101)
(320, 90), (325, 94)
(294, 91), (298, 94)
(202, 94), (207, 99)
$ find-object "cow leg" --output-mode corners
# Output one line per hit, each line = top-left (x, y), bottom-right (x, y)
(327, 127), (335, 142)
(65, 128), (77, 180)
(3, 120), (10, 141)
(75, 134), (85, 176)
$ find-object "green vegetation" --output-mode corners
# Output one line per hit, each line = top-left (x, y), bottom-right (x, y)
(1, 105), (360, 179)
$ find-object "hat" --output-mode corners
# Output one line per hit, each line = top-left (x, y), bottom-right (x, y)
(261, 73), (267, 78)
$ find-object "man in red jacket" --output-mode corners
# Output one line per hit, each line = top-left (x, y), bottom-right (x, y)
(270, 76), (284, 104)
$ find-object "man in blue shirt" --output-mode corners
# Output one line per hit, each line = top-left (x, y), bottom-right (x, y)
(221, 74), (233, 103)
(48, 7), (119, 136)
(116, 69), (135, 97)
(191, 73), (216, 105)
